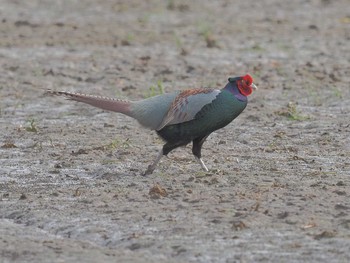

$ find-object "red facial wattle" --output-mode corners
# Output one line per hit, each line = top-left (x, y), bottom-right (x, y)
(237, 74), (255, 96)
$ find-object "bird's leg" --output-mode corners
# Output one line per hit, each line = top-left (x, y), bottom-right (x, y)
(143, 141), (189, 175)
(196, 157), (209, 172)
(192, 135), (209, 172)
(143, 149), (163, 176)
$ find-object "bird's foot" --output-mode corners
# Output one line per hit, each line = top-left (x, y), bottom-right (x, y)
(142, 149), (164, 176)
(196, 157), (209, 172)
(143, 164), (156, 176)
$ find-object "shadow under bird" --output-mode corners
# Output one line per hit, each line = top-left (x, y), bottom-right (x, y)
(46, 74), (257, 175)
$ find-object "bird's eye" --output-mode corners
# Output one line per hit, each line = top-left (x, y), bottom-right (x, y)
(242, 79), (249, 86)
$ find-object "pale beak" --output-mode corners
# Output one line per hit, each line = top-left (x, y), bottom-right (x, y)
(251, 83), (258, 90)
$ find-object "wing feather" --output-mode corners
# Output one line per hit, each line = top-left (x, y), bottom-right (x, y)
(157, 89), (221, 130)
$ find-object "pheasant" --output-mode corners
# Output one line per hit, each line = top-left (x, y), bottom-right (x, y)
(46, 74), (257, 175)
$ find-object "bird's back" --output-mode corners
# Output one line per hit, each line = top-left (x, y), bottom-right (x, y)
(157, 89), (247, 143)
(130, 92), (179, 130)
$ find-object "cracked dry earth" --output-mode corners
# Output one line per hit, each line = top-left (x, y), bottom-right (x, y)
(0, 0), (350, 262)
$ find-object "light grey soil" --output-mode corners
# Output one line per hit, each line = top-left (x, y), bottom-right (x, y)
(1, 1), (349, 262)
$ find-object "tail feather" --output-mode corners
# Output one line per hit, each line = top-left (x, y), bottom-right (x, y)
(45, 90), (132, 116)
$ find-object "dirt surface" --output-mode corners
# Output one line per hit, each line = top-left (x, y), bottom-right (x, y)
(1, 0), (350, 262)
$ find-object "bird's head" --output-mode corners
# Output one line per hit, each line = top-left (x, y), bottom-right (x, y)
(228, 74), (257, 96)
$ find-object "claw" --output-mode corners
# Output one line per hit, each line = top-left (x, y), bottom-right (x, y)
(143, 164), (156, 176)
(142, 149), (163, 176)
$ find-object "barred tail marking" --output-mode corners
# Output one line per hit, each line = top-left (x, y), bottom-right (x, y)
(45, 90), (132, 116)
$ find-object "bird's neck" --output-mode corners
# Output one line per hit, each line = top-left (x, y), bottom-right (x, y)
(223, 82), (247, 102)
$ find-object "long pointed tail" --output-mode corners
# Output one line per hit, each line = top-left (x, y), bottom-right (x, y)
(45, 90), (132, 116)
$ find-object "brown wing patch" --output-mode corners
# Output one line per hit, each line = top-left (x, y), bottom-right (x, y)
(170, 88), (214, 110)
(177, 88), (214, 99)
(156, 88), (216, 130)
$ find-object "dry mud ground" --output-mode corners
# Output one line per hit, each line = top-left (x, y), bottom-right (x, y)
(1, 0), (350, 262)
